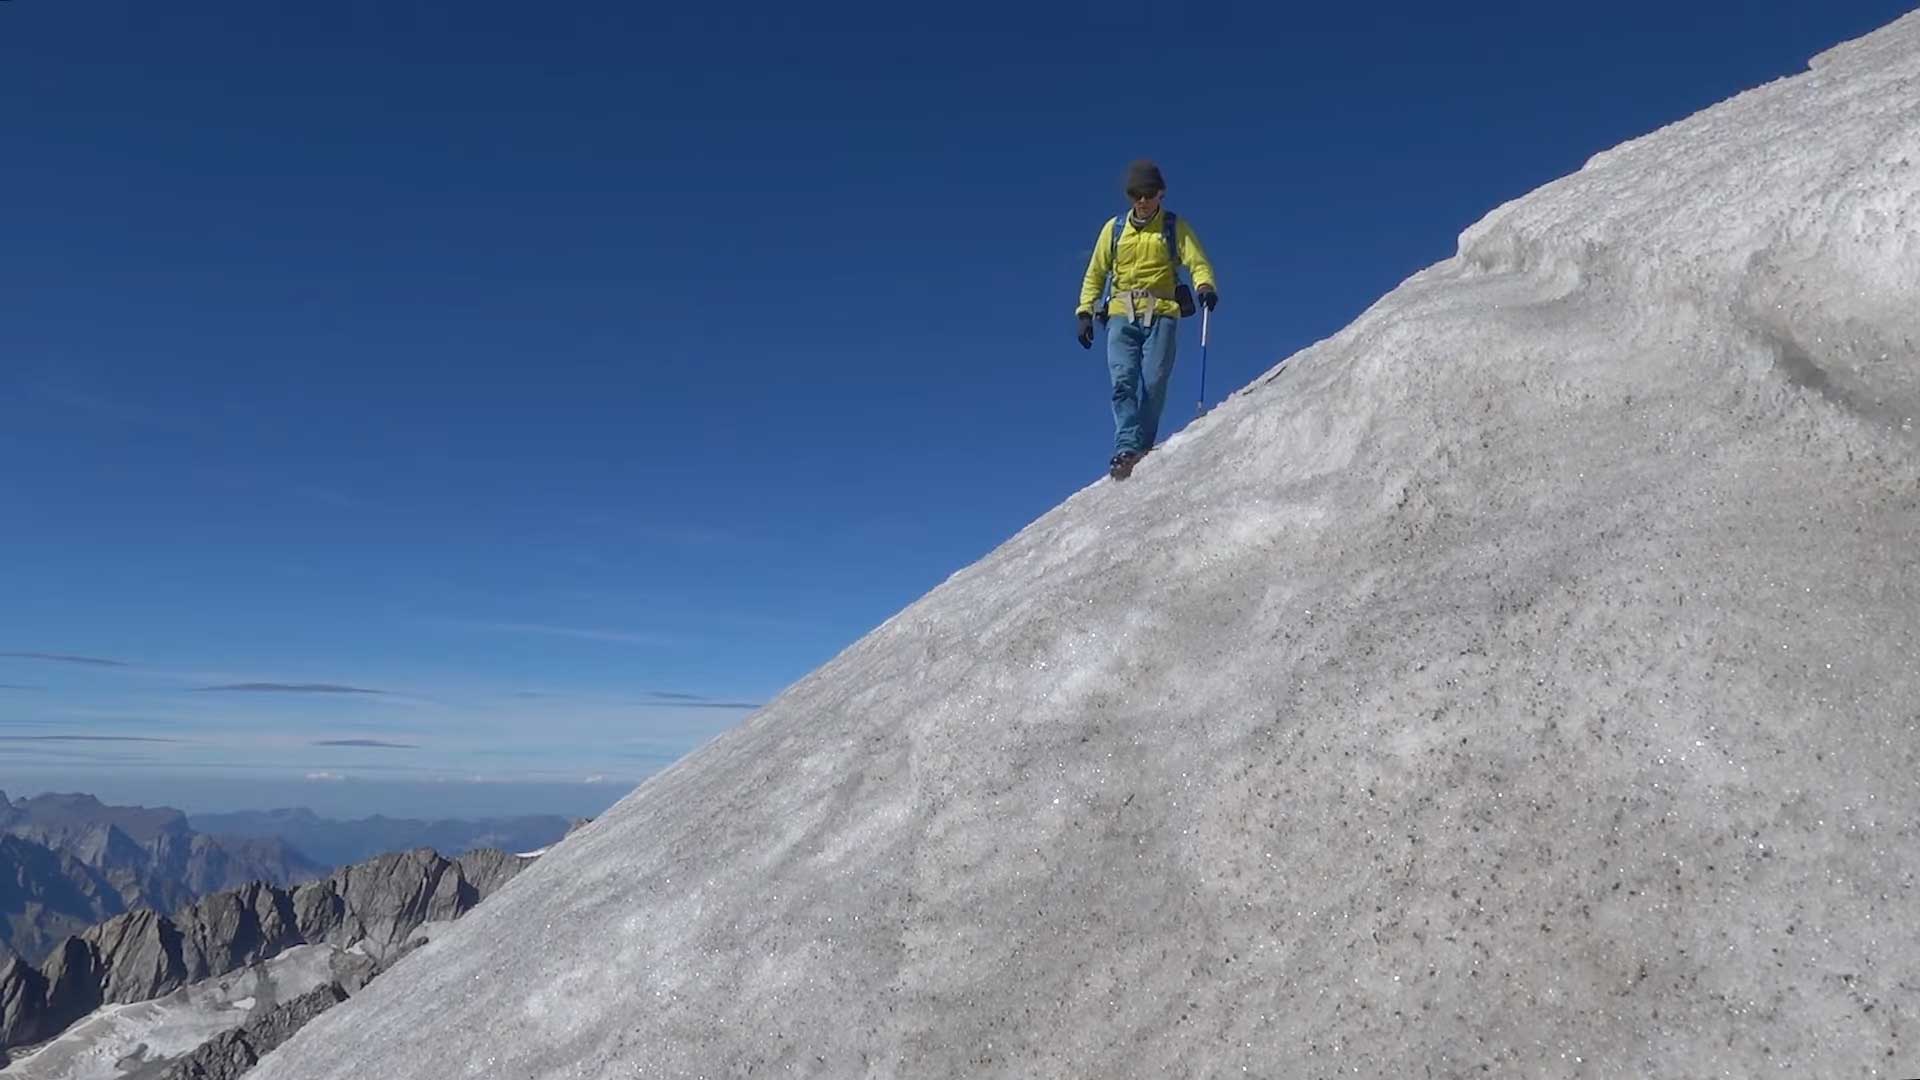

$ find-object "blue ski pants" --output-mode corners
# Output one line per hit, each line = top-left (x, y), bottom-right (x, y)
(1106, 316), (1179, 455)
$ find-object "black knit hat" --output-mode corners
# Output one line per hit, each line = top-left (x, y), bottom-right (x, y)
(1124, 159), (1166, 197)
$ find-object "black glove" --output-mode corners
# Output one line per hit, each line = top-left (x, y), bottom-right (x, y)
(1076, 313), (1095, 349)
(1197, 285), (1218, 312)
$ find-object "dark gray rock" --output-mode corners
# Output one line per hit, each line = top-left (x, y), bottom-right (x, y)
(37, 936), (104, 1039)
(169, 882), (299, 986)
(0, 954), (50, 1049)
(327, 949), (380, 995)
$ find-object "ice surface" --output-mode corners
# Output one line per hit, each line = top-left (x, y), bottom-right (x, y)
(252, 14), (1920, 1079)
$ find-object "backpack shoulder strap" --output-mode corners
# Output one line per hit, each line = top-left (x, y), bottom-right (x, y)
(1162, 210), (1183, 271)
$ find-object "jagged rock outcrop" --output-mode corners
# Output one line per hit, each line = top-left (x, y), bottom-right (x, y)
(0, 958), (48, 1053)
(451, 848), (529, 901)
(173, 882), (299, 981)
(300, 849), (466, 961)
(0, 935), (108, 1050)
(85, 908), (184, 1007)
(0, 847), (533, 1052)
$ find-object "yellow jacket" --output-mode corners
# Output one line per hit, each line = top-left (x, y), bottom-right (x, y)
(1076, 208), (1217, 319)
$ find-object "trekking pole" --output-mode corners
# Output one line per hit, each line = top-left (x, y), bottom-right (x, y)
(1196, 304), (1211, 418)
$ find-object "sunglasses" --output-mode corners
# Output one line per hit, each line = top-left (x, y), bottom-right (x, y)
(1127, 189), (1164, 202)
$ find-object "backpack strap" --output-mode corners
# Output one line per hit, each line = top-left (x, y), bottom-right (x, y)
(1162, 210), (1183, 272)
(1106, 214), (1124, 287)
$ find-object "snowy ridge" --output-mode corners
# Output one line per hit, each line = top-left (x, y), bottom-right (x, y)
(254, 12), (1920, 1080)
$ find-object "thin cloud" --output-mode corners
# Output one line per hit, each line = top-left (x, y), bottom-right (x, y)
(0, 651), (129, 668)
(0, 734), (181, 743)
(643, 691), (760, 709)
(0, 684), (43, 691)
(305, 771), (349, 782)
(144, 668), (435, 706)
(312, 738), (419, 749)
(195, 683), (388, 695)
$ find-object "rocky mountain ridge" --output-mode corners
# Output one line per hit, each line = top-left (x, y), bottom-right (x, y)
(0, 846), (531, 1058)
(0, 794), (325, 964)
(185, 807), (580, 868)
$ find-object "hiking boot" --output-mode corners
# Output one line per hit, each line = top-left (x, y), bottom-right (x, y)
(1108, 450), (1142, 480)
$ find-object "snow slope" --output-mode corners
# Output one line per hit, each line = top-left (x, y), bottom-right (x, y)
(254, 13), (1920, 1079)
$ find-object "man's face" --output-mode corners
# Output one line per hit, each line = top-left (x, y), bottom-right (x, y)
(1129, 189), (1164, 216)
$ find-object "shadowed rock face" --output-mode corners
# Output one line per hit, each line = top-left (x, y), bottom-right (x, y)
(452, 848), (531, 901)
(26, 938), (102, 1047)
(0, 835), (125, 967)
(171, 834), (324, 901)
(0, 847), (534, 1052)
(0, 792), (326, 962)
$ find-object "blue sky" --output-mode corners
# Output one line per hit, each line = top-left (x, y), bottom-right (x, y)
(2, 0), (1909, 818)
